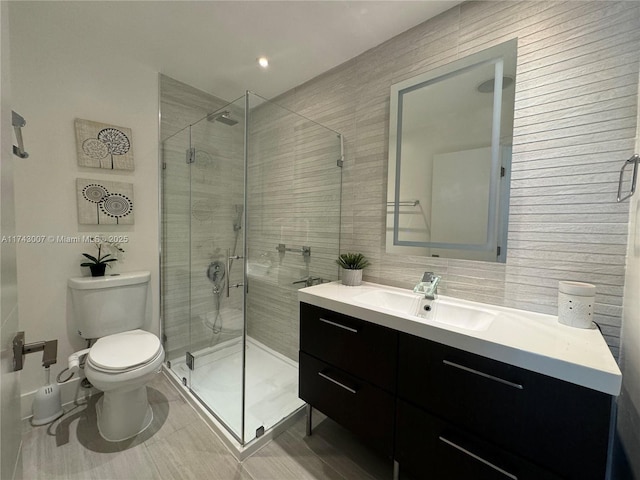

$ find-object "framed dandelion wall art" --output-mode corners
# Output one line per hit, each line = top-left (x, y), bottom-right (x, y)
(75, 119), (134, 171)
(76, 178), (134, 225)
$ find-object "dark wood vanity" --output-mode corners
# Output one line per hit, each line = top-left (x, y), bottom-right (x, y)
(299, 302), (613, 480)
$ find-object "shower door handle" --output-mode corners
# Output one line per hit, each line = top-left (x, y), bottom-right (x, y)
(227, 248), (231, 298)
(226, 249), (231, 297)
(226, 249), (245, 297)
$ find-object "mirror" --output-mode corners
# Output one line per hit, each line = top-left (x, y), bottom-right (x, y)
(386, 39), (517, 262)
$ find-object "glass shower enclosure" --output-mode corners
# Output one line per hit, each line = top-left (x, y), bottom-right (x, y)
(161, 91), (342, 445)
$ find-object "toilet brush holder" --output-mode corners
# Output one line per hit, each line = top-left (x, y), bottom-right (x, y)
(32, 367), (63, 426)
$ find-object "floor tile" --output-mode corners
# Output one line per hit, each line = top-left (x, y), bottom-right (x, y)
(286, 413), (391, 480)
(22, 398), (163, 480)
(243, 429), (346, 480)
(145, 421), (252, 480)
(22, 373), (392, 480)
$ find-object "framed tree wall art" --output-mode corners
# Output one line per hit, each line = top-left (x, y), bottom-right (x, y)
(75, 119), (134, 170)
(77, 178), (134, 225)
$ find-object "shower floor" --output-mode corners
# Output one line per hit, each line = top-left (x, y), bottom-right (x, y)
(171, 336), (304, 442)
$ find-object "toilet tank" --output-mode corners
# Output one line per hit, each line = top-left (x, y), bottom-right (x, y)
(68, 271), (151, 339)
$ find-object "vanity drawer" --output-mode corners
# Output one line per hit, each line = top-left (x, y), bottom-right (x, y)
(398, 332), (611, 479)
(299, 351), (395, 457)
(398, 333), (527, 448)
(395, 399), (561, 480)
(300, 302), (397, 391)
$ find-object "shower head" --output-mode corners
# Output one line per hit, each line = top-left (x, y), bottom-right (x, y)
(477, 76), (514, 93)
(206, 110), (238, 126)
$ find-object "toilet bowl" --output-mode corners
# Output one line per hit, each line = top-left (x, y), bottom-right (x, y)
(84, 329), (164, 441)
(68, 271), (162, 442)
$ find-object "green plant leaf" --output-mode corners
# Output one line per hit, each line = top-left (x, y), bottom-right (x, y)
(81, 253), (99, 264)
(336, 252), (370, 270)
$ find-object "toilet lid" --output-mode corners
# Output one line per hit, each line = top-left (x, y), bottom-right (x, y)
(88, 329), (162, 372)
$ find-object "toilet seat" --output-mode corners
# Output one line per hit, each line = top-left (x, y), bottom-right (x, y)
(88, 329), (162, 373)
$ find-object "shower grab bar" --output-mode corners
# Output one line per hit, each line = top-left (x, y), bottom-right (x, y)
(226, 249), (244, 297)
(276, 243), (311, 258)
(617, 154), (640, 202)
(386, 200), (420, 207)
(12, 111), (29, 159)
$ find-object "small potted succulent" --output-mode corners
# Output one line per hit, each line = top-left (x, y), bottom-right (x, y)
(336, 252), (370, 286)
(81, 237), (125, 277)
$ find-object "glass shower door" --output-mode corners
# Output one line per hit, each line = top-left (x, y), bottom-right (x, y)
(187, 98), (246, 441)
(243, 92), (342, 442)
(161, 126), (192, 370)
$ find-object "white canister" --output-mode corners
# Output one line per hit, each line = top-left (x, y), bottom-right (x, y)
(557, 281), (596, 329)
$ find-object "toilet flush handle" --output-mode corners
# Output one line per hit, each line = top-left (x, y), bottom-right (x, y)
(68, 349), (91, 376)
(57, 348), (92, 383)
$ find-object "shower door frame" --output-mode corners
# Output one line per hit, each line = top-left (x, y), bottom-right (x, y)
(188, 95), (248, 446)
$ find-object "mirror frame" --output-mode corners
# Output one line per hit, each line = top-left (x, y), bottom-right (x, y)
(387, 39), (517, 262)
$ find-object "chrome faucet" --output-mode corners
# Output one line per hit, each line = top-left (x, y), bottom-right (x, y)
(414, 272), (441, 300)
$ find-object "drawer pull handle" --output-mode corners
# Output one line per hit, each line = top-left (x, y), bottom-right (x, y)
(442, 360), (523, 390)
(319, 317), (359, 333)
(318, 371), (357, 394)
(439, 436), (518, 480)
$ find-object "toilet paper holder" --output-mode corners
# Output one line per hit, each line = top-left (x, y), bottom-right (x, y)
(12, 331), (58, 372)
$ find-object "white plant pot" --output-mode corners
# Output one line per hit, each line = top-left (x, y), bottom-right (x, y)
(341, 268), (363, 286)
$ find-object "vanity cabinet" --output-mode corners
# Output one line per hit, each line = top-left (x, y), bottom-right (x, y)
(397, 333), (611, 480)
(299, 303), (397, 456)
(299, 302), (614, 480)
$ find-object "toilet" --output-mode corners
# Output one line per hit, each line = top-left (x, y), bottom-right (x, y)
(68, 271), (164, 442)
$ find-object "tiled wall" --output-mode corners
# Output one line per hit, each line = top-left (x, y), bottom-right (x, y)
(269, 1), (640, 356)
(246, 96), (342, 360)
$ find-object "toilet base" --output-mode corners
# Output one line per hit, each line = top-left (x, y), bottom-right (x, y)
(95, 386), (154, 442)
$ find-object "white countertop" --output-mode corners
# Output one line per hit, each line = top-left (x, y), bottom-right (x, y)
(298, 281), (622, 396)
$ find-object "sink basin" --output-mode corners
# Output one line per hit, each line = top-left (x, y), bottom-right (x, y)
(423, 298), (495, 331)
(353, 289), (421, 315)
(353, 288), (495, 331)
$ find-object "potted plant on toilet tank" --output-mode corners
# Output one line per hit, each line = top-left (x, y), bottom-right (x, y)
(336, 252), (370, 286)
(81, 237), (125, 277)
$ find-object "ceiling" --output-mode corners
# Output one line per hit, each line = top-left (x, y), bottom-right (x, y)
(11, 1), (459, 101)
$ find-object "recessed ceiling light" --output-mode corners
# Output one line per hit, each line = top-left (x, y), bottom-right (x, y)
(258, 57), (269, 68)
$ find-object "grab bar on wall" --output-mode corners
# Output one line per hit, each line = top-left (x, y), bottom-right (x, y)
(12, 111), (29, 159)
(617, 154), (640, 202)
(276, 243), (311, 258)
(386, 200), (420, 207)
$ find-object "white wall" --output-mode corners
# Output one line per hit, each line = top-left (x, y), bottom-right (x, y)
(0, 3), (23, 478)
(8, 4), (159, 416)
(615, 69), (640, 478)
